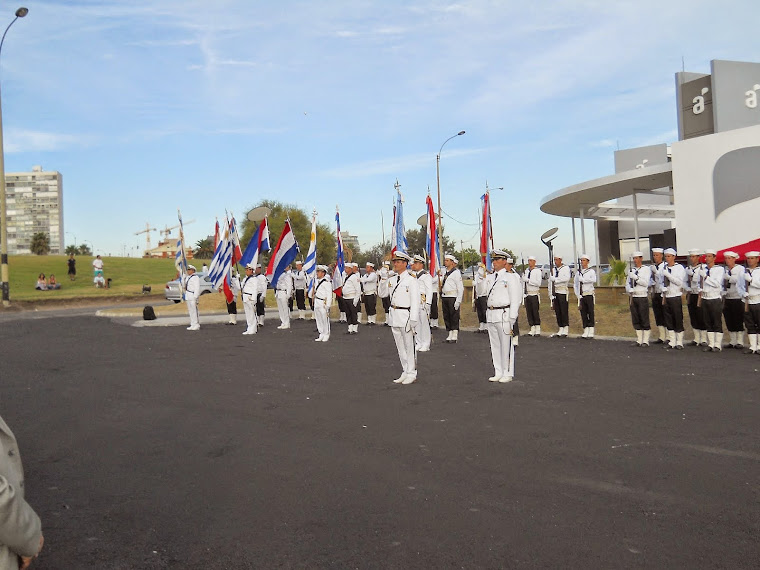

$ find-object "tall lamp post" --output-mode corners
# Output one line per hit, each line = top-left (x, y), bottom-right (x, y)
(0, 7), (28, 306)
(435, 130), (465, 260)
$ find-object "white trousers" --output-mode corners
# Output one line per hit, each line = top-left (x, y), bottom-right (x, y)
(487, 321), (515, 378)
(414, 306), (431, 350)
(186, 298), (199, 328)
(276, 292), (290, 327)
(243, 299), (257, 333)
(315, 303), (330, 338)
(391, 326), (416, 375)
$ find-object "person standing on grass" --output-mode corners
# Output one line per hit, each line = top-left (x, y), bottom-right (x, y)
(67, 253), (76, 281)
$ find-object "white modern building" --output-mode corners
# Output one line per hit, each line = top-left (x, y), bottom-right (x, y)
(5, 165), (64, 254)
(541, 59), (760, 264)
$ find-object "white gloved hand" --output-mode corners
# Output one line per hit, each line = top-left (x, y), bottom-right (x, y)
(628, 271), (638, 279)
(746, 273), (752, 282)
(454, 302), (461, 310)
(409, 321), (418, 328)
(700, 268), (708, 278)
(354, 298), (359, 307)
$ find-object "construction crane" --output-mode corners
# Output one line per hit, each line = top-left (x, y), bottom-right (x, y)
(160, 219), (195, 240)
(135, 222), (157, 252)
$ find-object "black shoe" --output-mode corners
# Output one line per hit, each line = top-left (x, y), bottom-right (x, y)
(675, 345), (684, 350)
(630, 341), (640, 347)
(735, 344), (744, 349)
(702, 345), (713, 352)
(653, 339), (664, 344)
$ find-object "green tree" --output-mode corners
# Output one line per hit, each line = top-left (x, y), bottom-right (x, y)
(65, 244), (78, 256)
(77, 244), (92, 256)
(30, 232), (50, 255)
(459, 247), (480, 269)
(404, 227), (455, 258)
(194, 237), (214, 259)
(603, 256), (628, 286)
(240, 200), (336, 266)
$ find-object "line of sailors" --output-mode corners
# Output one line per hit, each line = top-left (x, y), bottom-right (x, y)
(626, 247), (760, 354)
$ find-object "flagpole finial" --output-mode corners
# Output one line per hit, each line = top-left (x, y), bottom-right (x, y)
(394, 179), (400, 192)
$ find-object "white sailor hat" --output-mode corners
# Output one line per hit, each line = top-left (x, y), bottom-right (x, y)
(295, 260), (303, 265)
(392, 251), (412, 263)
(444, 254), (458, 264)
(245, 262), (255, 269)
(652, 247), (664, 253)
(413, 254), (425, 263)
(187, 264), (197, 271)
(505, 257), (514, 264)
(723, 250), (739, 258)
(527, 255), (536, 261)
(704, 249), (717, 255)
(491, 249), (508, 260)
(256, 263), (262, 268)
(316, 264), (328, 272)
(383, 260), (391, 265)
(632, 251), (644, 257)
(580, 253), (590, 260)
(366, 262), (374, 267)
(688, 248), (701, 256)
(553, 253), (563, 259)
(745, 251), (760, 257)
(664, 248), (677, 256)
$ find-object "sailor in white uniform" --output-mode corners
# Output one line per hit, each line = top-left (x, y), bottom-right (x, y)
(625, 252), (652, 347)
(342, 263), (362, 334)
(378, 260), (394, 324)
(440, 254), (464, 343)
(388, 252), (420, 385)
(649, 247), (667, 343)
(473, 263), (489, 333)
(292, 261), (308, 320)
(275, 265), (294, 329)
(240, 263), (260, 335)
(685, 249), (707, 346)
(183, 265), (202, 330)
(522, 256), (542, 336)
(722, 251), (746, 349)
(485, 250), (522, 383)
(255, 264), (267, 327)
(573, 254), (596, 339)
(662, 248), (686, 349)
(743, 251), (760, 355)
(549, 254), (571, 337)
(411, 255), (433, 352)
(699, 249), (725, 352)
(312, 265), (333, 342)
(361, 262), (379, 325)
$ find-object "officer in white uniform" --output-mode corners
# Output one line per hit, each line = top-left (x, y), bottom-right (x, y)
(743, 251), (760, 354)
(522, 256), (542, 336)
(275, 265), (294, 329)
(685, 249), (707, 346)
(626, 252), (652, 347)
(649, 247), (667, 343)
(573, 254), (596, 339)
(378, 260), (394, 324)
(549, 254), (571, 337)
(722, 251), (746, 349)
(388, 252), (420, 384)
(312, 265), (333, 342)
(441, 254), (464, 343)
(486, 249), (522, 383)
(183, 265), (202, 330)
(240, 263), (259, 335)
(411, 255), (433, 352)
(255, 264), (267, 327)
(361, 262), (379, 325)
(292, 261), (308, 320)
(342, 263), (362, 334)
(473, 263), (489, 333)
(699, 249), (725, 352)
(662, 248), (686, 349)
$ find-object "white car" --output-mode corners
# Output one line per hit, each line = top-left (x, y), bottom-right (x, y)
(164, 271), (215, 303)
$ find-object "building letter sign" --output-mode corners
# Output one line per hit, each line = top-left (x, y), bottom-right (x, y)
(693, 87), (709, 114)
(746, 84), (760, 109)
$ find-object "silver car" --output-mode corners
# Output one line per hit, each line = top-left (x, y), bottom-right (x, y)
(164, 271), (216, 303)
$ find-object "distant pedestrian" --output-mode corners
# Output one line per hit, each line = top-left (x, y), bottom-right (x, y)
(67, 253), (76, 281)
(92, 255), (104, 277)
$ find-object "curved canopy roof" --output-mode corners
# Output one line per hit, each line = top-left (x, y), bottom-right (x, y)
(540, 162), (673, 218)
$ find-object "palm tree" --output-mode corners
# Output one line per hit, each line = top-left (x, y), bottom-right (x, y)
(30, 232), (50, 255)
(77, 244), (92, 256)
(65, 244), (78, 256)
(194, 238), (214, 259)
(603, 256), (628, 286)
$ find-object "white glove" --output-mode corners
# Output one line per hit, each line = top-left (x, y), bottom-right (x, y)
(353, 297), (359, 307)
(549, 275), (556, 282)
(409, 321), (418, 328)
(628, 271), (638, 279)
(700, 268), (708, 278)
(454, 301), (461, 310)
(746, 273), (752, 282)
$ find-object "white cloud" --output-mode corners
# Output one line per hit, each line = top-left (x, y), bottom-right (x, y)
(5, 129), (97, 153)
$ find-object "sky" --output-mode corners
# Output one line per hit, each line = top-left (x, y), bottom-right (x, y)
(2, 0), (759, 262)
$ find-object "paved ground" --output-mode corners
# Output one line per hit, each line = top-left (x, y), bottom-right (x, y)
(1, 311), (759, 569)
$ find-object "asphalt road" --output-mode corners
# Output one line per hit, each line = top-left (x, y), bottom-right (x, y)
(1, 312), (759, 569)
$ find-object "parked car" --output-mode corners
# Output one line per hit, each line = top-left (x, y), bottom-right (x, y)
(462, 265), (478, 280)
(165, 271), (216, 303)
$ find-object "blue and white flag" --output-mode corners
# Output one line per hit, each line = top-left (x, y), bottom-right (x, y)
(175, 209), (188, 276)
(208, 219), (233, 289)
(333, 208), (345, 293)
(240, 216), (270, 269)
(303, 213), (318, 295)
(392, 185), (408, 255)
(266, 219), (299, 288)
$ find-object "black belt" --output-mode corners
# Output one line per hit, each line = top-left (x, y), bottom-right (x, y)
(316, 297), (326, 301)
(488, 305), (509, 310)
(392, 305), (410, 310)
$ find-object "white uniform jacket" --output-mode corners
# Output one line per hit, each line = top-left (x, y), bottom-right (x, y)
(474, 268), (488, 298)
(183, 273), (202, 301)
(275, 272), (293, 297)
(724, 265), (746, 300)
(649, 262), (666, 294)
(313, 277), (333, 308)
(522, 267), (542, 295)
(550, 265), (571, 294)
(700, 265), (725, 300)
(745, 267), (760, 303)
(686, 264), (702, 294)
(573, 268), (596, 298)
(342, 272), (362, 300)
(415, 270), (434, 307)
(388, 271), (420, 328)
(240, 274), (259, 302)
(485, 268), (522, 324)
(441, 268), (464, 303)
(292, 270), (307, 291)
(255, 274), (268, 301)
(663, 263), (686, 298)
(378, 268), (393, 298)
(360, 271), (378, 295)
(625, 265), (652, 297)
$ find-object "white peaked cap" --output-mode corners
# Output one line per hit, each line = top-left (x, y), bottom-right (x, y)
(527, 255), (536, 261)
(580, 254), (590, 260)
(632, 251), (644, 257)
(704, 249), (717, 255)
(723, 251), (739, 258)
(744, 251), (760, 257)
(688, 248), (701, 255)
(444, 254), (458, 263)
(664, 248), (677, 256)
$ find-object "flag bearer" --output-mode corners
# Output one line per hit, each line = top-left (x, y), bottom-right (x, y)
(486, 250), (522, 383)
(441, 254), (464, 343)
(255, 264), (267, 327)
(412, 255), (433, 352)
(183, 265), (201, 331)
(378, 260), (393, 324)
(275, 264), (293, 329)
(241, 263), (259, 335)
(388, 252), (420, 385)
(312, 265), (333, 342)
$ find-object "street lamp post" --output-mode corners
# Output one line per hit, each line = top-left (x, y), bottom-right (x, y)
(435, 130), (465, 261)
(0, 7), (29, 306)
